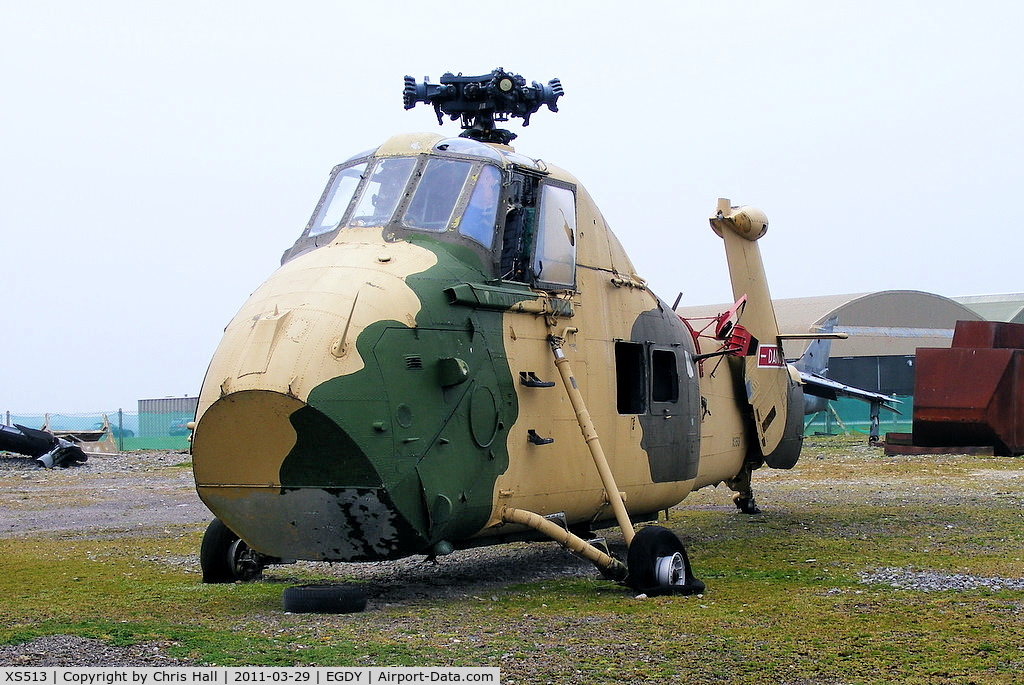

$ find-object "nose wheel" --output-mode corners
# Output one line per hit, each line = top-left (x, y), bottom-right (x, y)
(626, 526), (704, 596)
(226, 537), (265, 582)
(200, 518), (266, 583)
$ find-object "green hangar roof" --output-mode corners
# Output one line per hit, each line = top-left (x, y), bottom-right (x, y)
(953, 293), (1024, 324)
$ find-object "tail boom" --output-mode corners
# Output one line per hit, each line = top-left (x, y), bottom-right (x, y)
(710, 199), (803, 469)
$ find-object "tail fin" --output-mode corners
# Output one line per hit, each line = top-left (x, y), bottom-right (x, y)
(710, 199), (803, 469)
(794, 316), (838, 415)
(794, 316), (839, 375)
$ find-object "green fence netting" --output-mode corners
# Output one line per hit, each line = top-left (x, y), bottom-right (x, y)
(3, 410), (191, 451)
(803, 395), (913, 437)
(6, 394), (913, 454)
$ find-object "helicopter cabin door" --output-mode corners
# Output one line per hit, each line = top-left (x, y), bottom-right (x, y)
(615, 335), (701, 484)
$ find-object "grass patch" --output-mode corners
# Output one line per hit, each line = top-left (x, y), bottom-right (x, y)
(3, 436), (1024, 682)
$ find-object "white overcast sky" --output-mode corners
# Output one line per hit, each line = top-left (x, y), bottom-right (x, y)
(2, 1), (1022, 413)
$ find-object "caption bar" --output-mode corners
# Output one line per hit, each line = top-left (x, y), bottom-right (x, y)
(1, 668), (499, 685)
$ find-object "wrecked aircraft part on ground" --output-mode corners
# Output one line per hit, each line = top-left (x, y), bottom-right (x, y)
(0, 423), (89, 468)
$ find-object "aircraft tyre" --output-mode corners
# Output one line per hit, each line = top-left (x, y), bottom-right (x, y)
(200, 518), (265, 583)
(282, 584), (367, 614)
(626, 526), (705, 597)
(732, 493), (762, 515)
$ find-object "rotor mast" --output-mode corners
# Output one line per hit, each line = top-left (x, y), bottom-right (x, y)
(403, 68), (563, 145)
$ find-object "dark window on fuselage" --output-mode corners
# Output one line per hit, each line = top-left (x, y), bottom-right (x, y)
(499, 171), (576, 290)
(500, 173), (537, 282)
(615, 342), (646, 414)
(651, 350), (679, 403)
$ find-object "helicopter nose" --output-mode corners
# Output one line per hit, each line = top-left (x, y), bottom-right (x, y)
(192, 389), (426, 561)
(192, 390), (310, 489)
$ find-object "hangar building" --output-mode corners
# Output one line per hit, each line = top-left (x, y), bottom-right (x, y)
(772, 291), (984, 396)
(679, 290), (983, 395)
(678, 290), (993, 434)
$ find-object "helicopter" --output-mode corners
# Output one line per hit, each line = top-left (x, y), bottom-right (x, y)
(190, 68), (816, 601)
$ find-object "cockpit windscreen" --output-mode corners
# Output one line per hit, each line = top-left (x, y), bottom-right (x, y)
(308, 163), (366, 237)
(289, 150), (509, 267)
(402, 158), (471, 231)
(457, 165), (501, 249)
(350, 157), (417, 227)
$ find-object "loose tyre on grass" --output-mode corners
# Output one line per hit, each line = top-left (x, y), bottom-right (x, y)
(283, 584), (368, 614)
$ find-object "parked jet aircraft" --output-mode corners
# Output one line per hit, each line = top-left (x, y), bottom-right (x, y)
(794, 316), (900, 442)
(795, 317), (845, 416)
(190, 69), (829, 601)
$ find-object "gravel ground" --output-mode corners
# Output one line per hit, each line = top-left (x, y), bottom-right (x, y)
(859, 567), (1024, 592)
(0, 450), (599, 591)
(0, 635), (196, 667)
(2, 443), (1023, 668)
(0, 451), (201, 537)
(0, 450), (611, 666)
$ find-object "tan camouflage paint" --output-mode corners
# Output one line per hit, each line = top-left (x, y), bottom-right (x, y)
(193, 226), (438, 490)
(487, 170), (750, 533)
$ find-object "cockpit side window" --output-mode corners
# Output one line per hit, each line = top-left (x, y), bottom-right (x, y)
(457, 164), (502, 249)
(531, 183), (577, 290)
(499, 174), (577, 290)
(308, 162), (367, 237)
(349, 157), (417, 227)
(402, 158), (472, 231)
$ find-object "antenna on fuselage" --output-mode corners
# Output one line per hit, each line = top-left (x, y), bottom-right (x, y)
(402, 68), (563, 145)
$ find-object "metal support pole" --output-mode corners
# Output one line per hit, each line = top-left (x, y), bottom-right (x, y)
(501, 507), (627, 580)
(548, 334), (635, 546)
(868, 400), (881, 444)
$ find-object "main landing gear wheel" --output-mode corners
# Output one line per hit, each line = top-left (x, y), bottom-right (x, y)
(282, 584), (368, 614)
(200, 518), (266, 583)
(732, 493), (762, 515)
(626, 525), (705, 597)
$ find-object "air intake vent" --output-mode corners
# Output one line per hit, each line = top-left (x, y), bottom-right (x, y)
(405, 355), (424, 370)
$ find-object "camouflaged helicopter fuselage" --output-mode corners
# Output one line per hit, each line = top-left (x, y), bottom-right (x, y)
(191, 133), (751, 562)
